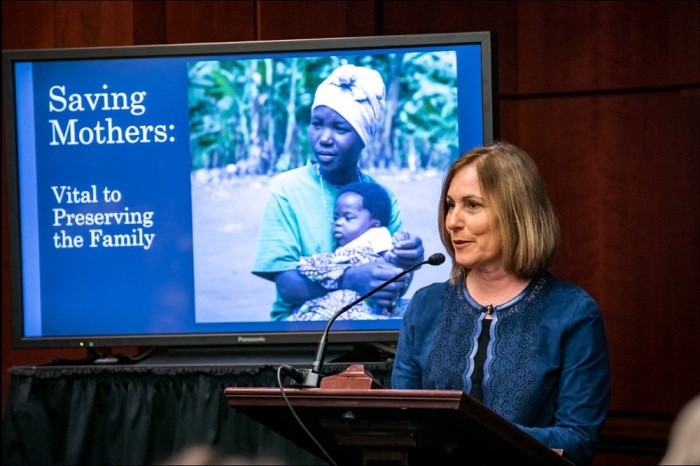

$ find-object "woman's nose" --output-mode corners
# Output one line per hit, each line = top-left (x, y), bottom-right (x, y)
(319, 127), (333, 144)
(446, 210), (461, 231)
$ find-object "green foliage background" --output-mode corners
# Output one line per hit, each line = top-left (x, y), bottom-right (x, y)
(188, 51), (458, 177)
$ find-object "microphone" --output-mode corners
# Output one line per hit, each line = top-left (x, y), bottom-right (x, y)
(425, 252), (446, 266)
(282, 252), (445, 388)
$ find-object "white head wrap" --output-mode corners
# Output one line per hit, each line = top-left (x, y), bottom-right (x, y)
(311, 64), (386, 148)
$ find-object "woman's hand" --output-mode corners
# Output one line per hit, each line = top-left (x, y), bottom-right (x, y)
(385, 233), (425, 269)
(341, 261), (409, 308)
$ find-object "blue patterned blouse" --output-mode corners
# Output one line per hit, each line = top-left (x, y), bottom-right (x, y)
(391, 271), (611, 466)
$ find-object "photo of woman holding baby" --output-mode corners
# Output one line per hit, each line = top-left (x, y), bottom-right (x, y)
(252, 64), (425, 321)
(189, 51), (469, 323)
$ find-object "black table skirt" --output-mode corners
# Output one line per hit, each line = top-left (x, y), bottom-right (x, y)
(2, 362), (392, 465)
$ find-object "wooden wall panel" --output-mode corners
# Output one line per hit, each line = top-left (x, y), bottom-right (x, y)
(53, 1), (134, 48)
(516, 1), (700, 94)
(2, 1), (58, 49)
(133, 1), (167, 45)
(597, 91), (700, 412)
(669, 2), (700, 85)
(256, 0), (377, 40)
(164, 0), (256, 44)
(507, 90), (700, 414)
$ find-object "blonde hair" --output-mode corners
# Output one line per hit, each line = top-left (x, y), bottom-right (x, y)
(438, 141), (560, 282)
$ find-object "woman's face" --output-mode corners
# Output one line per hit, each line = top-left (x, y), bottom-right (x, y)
(445, 164), (502, 271)
(333, 191), (379, 247)
(309, 106), (365, 180)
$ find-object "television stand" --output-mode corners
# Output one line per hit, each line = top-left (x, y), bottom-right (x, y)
(134, 342), (393, 369)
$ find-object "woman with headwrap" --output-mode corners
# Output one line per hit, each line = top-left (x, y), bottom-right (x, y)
(253, 64), (425, 321)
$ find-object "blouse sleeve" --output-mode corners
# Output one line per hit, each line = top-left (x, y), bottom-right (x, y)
(516, 295), (611, 466)
(391, 285), (442, 389)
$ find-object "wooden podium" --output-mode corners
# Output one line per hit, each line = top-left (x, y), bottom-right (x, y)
(224, 365), (572, 465)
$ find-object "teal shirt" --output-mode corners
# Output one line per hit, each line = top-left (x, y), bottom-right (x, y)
(252, 163), (403, 320)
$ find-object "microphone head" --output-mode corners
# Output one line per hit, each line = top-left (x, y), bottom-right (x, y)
(427, 253), (446, 266)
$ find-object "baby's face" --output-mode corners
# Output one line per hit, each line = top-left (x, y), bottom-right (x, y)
(333, 191), (378, 247)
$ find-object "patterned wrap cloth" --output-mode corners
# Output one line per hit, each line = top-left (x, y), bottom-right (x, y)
(289, 230), (411, 321)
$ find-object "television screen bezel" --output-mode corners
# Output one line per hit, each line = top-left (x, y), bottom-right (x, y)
(3, 31), (499, 351)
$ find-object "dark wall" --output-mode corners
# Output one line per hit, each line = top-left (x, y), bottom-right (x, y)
(3, 1), (699, 464)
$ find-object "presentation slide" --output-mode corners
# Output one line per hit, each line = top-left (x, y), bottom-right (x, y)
(13, 44), (484, 339)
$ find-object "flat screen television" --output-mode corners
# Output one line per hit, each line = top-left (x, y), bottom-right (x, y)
(2, 32), (498, 362)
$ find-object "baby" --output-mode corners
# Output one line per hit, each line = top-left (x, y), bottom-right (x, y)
(289, 181), (410, 321)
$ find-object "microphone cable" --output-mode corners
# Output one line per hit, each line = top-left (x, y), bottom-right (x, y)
(276, 365), (337, 466)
